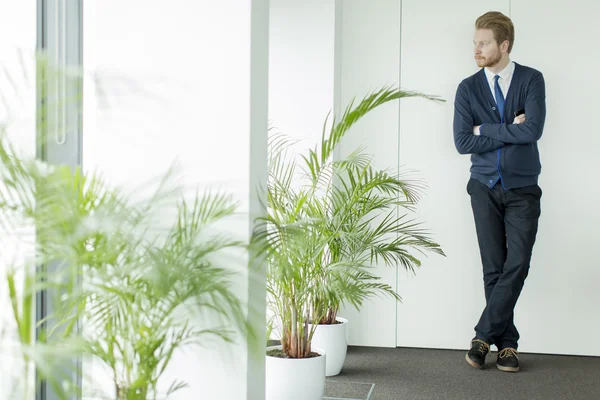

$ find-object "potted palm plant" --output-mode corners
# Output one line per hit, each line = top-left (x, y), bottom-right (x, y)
(0, 130), (254, 399)
(256, 87), (445, 398)
(0, 97), (88, 399)
(308, 159), (445, 376)
(0, 50), (258, 399)
(63, 185), (252, 400)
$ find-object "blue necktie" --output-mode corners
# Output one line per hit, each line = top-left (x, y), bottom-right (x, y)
(494, 75), (505, 123)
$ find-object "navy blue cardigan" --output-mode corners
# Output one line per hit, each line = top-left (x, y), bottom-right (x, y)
(453, 62), (546, 189)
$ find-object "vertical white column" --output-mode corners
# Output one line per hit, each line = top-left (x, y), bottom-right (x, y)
(248, 0), (269, 399)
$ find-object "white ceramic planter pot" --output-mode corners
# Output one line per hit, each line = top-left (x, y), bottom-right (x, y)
(265, 345), (326, 400)
(311, 317), (348, 376)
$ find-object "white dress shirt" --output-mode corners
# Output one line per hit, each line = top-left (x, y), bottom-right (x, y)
(484, 60), (515, 102)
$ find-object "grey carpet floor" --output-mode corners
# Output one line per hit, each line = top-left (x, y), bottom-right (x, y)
(329, 346), (600, 400)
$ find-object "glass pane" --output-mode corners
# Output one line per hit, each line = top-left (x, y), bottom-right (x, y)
(0, 1), (38, 399)
(82, 1), (254, 399)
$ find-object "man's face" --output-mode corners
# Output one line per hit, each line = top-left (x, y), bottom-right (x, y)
(473, 29), (502, 68)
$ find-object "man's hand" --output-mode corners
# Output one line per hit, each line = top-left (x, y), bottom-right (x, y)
(513, 114), (526, 124)
(474, 114), (526, 136)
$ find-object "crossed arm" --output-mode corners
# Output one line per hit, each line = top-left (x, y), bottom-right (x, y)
(453, 72), (546, 155)
(453, 83), (504, 155)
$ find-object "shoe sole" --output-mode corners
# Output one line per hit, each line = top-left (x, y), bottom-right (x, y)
(465, 352), (483, 369)
(497, 364), (520, 372)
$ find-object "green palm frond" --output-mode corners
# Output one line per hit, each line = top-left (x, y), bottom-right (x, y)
(304, 86), (444, 185)
(262, 86), (446, 340)
(1, 127), (253, 399)
(67, 189), (252, 398)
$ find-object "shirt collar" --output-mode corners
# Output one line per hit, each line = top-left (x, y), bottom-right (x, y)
(484, 60), (514, 82)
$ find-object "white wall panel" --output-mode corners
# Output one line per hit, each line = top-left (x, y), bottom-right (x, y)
(396, 0), (600, 356)
(396, 0), (510, 351)
(507, 0), (600, 356)
(269, 0), (335, 153)
(267, 0), (336, 342)
(337, 0), (402, 348)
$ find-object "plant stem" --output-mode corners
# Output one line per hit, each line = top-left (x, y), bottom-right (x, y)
(24, 359), (31, 400)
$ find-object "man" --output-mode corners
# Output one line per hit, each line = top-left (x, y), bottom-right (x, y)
(453, 11), (546, 372)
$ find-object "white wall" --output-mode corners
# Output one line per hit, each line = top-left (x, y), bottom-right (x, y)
(267, 0), (336, 341)
(336, 0), (600, 356)
(396, 0), (511, 352)
(507, 0), (600, 356)
(269, 0), (336, 159)
(336, 0), (402, 348)
(83, 1), (268, 399)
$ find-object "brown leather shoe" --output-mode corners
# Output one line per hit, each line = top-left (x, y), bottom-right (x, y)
(466, 338), (490, 369)
(497, 347), (520, 372)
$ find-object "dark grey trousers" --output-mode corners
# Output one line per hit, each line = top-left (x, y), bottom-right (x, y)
(467, 178), (541, 350)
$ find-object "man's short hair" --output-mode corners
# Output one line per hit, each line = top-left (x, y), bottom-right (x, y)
(476, 11), (515, 53)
